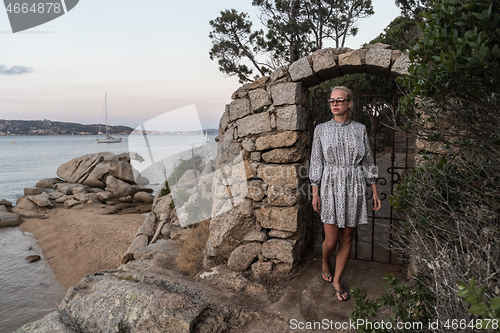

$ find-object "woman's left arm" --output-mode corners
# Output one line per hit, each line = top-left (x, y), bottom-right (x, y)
(361, 126), (381, 211)
(370, 183), (381, 211)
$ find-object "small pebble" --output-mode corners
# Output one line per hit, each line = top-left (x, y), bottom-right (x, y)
(25, 255), (41, 263)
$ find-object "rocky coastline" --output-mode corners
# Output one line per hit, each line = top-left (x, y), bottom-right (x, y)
(0, 151), (295, 332)
(0, 152), (153, 228)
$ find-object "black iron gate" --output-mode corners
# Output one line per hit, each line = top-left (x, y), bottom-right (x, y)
(309, 77), (415, 264)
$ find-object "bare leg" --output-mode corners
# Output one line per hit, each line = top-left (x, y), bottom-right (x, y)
(322, 223), (341, 282)
(333, 226), (356, 300)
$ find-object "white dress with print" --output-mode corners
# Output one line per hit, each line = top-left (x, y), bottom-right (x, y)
(309, 119), (378, 228)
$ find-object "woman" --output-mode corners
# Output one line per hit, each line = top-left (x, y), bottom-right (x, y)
(309, 86), (381, 301)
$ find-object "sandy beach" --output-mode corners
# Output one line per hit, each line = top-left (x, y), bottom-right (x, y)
(19, 204), (147, 290)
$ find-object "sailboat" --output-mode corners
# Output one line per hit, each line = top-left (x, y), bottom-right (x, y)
(97, 93), (122, 143)
(203, 130), (209, 142)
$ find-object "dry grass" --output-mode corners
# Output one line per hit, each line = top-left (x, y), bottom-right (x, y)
(176, 219), (211, 276)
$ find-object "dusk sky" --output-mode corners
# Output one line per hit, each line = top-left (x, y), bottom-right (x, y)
(1, 1), (400, 131)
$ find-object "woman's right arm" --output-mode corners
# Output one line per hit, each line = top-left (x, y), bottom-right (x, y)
(312, 185), (321, 213)
(309, 126), (323, 213)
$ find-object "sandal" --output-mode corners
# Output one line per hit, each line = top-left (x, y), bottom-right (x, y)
(321, 272), (332, 283)
(321, 262), (333, 283)
(332, 285), (350, 302)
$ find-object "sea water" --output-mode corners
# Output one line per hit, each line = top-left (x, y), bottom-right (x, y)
(0, 133), (216, 332)
(0, 228), (66, 333)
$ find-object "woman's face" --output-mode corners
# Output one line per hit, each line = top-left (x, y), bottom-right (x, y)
(329, 89), (352, 118)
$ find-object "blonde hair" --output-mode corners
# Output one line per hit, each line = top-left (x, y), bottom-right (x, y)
(331, 85), (354, 118)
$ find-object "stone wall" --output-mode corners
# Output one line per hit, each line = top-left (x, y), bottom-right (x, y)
(205, 43), (410, 277)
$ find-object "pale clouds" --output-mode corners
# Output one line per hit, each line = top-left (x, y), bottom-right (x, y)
(0, 65), (33, 75)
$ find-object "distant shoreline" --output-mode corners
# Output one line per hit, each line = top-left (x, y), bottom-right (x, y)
(0, 131), (219, 136)
(0, 119), (218, 136)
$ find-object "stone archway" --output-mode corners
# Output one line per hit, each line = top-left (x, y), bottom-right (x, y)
(205, 43), (410, 277)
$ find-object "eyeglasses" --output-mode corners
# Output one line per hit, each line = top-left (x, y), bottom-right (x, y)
(328, 98), (349, 105)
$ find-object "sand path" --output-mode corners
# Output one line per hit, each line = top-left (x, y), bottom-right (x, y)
(20, 204), (146, 290)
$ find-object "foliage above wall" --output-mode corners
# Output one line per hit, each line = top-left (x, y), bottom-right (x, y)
(209, 0), (375, 83)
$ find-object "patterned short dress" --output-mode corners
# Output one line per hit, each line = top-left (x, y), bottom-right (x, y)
(309, 119), (378, 228)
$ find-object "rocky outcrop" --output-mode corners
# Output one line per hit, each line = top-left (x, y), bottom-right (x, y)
(5, 152), (154, 222)
(123, 194), (171, 263)
(206, 44), (410, 277)
(120, 152), (218, 264)
(15, 249), (289, 333)
(56, 152), (144, 188)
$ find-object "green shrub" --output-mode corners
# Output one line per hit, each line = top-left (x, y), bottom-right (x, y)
(160, 179), (171, 196)
(352, 274), (436, 333)
(457, 277), (500, 327)
(388, 0), (500, 327)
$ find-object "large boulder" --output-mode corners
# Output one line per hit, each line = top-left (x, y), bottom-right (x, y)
(35, 178), (65, 189)
(109, 153), (136, 184)
(0, 205), (21, 227)
(56, 152), (136, 188)
(48, 191), (65, 200)
(26, 275), (207, 333)
(228, 243), (262, 271)
(261, 239), (297, 264)
(119, 196), (133, 203)
(153, 194), (173, 215)
(207, 198), (255, 258)
(122, 235), (149, 264)
(96, 191), (113, 203)
(133, 239), (176, 261)
(55, 195), (72, 203)
(255, 205), (303, 232)
(24, 188), (47, 196)
(15, 254), (290, 333)
(0, 199), (12, 207)
(136, 213), (157, 238)
(63, 199), (81, 209)
(54, 183), (87, 195)
(11, 197), (45, 217)
(135, 174), (149, 186)
(28, 192), (53, 208)
(132, 191), (154, 203)
(105, 175), (138, 198)
(13, 309), (78, 333)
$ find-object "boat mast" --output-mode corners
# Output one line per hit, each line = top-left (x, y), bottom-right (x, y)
(105, 93), (108, 137)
